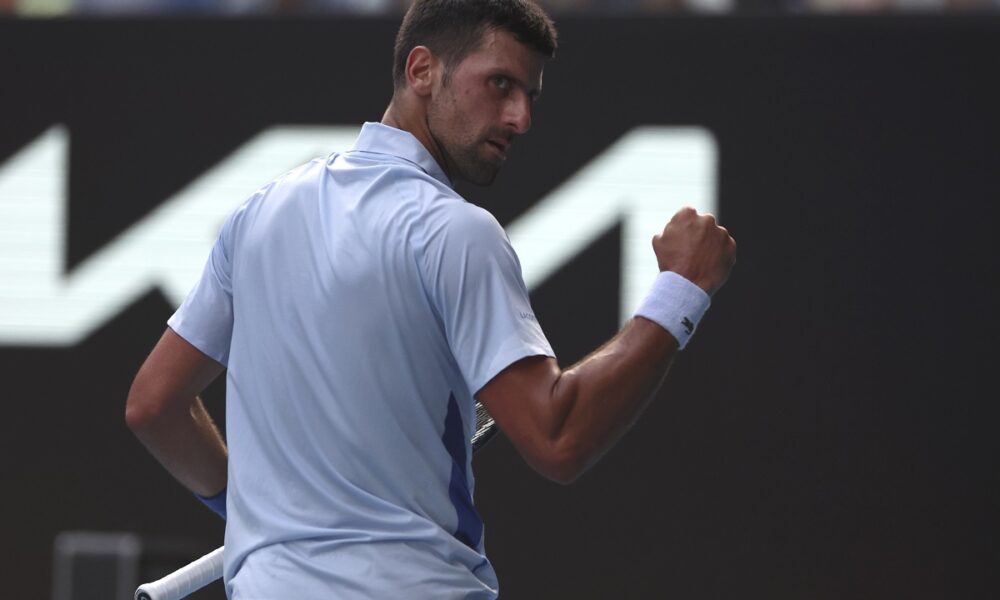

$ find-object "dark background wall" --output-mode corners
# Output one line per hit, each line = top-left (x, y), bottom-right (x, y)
(1, 16), (997, 599)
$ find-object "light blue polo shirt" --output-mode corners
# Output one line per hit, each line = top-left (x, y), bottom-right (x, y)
(167, 122), (554, 599)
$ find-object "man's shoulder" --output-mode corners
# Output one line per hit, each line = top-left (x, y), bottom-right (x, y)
(363, 163), (503, 242)
(239, 155), (331, 209)
(420, 191), (501, 236)
(440, 200), (503, 236)
(414, 198), (512, 270)
(276, 155), (333, 192)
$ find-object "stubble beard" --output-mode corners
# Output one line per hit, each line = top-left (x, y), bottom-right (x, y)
(427, 95), (503, 187)
(451, 139), (502, 186)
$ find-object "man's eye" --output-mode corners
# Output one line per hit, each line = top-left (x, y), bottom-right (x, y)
(493, 76), (510, 90)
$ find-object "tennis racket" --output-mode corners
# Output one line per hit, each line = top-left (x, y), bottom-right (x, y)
(135, 401), (498, 600)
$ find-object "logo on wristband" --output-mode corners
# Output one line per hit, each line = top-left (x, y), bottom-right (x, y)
(682, 317), (695, 335)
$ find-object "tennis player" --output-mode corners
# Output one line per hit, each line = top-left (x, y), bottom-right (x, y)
(126, 1), (736, 598)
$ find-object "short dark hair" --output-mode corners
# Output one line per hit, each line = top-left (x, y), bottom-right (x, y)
(392, 0), (557, 89)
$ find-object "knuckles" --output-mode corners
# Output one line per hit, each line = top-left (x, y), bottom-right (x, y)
(662, 207), (737, 253)
(656, 207), (737, 286)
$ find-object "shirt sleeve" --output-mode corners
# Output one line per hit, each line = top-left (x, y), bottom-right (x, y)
(166, 210), (237, 367)
(420, 202), (555, 396)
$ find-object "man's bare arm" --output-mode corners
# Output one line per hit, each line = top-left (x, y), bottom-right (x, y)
(477, 207), (736, 484)
(125, 328), (228, 497)
(478, 317), (676, 483)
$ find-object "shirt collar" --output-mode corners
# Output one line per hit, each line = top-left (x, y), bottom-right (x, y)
(350, 122), (452, 188)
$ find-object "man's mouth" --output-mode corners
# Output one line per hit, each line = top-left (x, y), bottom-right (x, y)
(486, 139), (510, 157)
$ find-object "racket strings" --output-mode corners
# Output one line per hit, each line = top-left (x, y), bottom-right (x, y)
(471, 402), (497, 451)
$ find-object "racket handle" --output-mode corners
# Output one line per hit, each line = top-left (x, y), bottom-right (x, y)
(134, 546), (224, 600)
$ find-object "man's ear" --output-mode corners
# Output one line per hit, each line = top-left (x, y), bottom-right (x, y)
(405, 46), (438, 97)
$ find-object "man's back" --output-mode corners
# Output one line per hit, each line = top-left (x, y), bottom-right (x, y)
(166, 123), (553, 598)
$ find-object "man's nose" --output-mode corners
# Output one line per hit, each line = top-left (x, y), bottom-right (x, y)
(505, 93), (532, 135)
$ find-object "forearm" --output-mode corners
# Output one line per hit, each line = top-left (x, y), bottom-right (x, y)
(546, 317), (678, 478)
(126, 328), (229, 496)
(128, 395), (228, 497)
(481, 207), (735, 484)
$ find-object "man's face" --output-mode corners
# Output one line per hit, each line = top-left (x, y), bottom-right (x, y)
(426, 28), (545, 185)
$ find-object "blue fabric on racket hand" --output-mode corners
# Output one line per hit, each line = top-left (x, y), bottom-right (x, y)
(196, 487), (227, 520)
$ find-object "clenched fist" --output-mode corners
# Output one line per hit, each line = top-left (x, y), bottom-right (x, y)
(653, 207), (736, 297)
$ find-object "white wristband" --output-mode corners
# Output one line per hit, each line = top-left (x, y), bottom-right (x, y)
(635, 271), (711, 350)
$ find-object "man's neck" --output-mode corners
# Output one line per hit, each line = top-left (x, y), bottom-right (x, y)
(381, 100), (456, 183)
